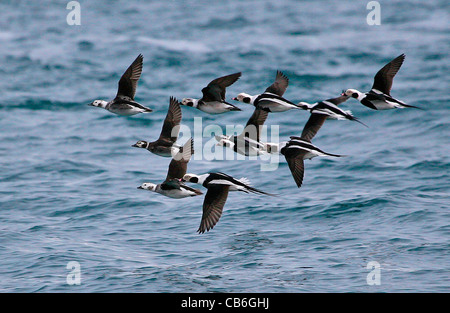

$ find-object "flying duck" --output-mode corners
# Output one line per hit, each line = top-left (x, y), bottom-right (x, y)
(298, 95), (368, 138)
(281, 136), (345, 188)
(343, 54), (420, 110)
(215, 107), (271, 156)
(182, 172), (272, 233)
(132, 96), (183, 157)
(181, 72), (242, 114)
(89, 54), (153, 115)
(138, 138), (203, 198)
(281, 102), (348, 188)
(233, 71), (304, 112)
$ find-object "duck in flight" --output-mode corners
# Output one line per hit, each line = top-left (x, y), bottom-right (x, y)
(343, 54), (421, 110)
(281, 137), (345, 188)
(138, 138), (203, 198)
(89, 54), (153, 115)
(215, 107), (273, 156)
(281, 96), (349, 188)
(182, 172), (273, 233)
(132, 96), (183, 157)
(298, 94), (368, 133)
(233, 71), (304, 112)
(181, 72), (242, 114)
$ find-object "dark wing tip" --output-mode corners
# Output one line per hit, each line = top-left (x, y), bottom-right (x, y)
(197, 225), (210, 234)
(226, 71), (242, 80)
(393, 53), (406, 66)
(116, 54), (145, 98)
(131, 54), (144, 69)
(169, 96), (182, 122)
(372, 53), (406, 94)
(276, 70), (289, 82)
(389, 53), (405, 66)
(129, 54), (143, 67)
(285, 154), (305, 188)
(183, 137), (195, 158)
(264, 70), (289, 96)
(169, 96), (179, 105)
(208, 72), (242, 91)
(229, 71), (242, 79)
(158, 96), (182, 141)
(197, 185), (229, 234)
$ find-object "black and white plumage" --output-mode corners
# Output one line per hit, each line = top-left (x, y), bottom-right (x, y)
(233, 71), (304, 112)
(298, 95), (367, 138)
(343, 54), (420, 110)
(181, 72), (242, 114)
(138, 179), (203, 199)
(281, 99), (350, 188)
(89, 54), (153, 115)
(138, 138), (203, 198)
(182, 172), (272, 233)
(215, 108), (272, 156)
(132, 97), (183, 157)
(281, 136), (345, 188)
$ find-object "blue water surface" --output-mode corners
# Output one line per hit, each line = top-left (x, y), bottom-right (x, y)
(0, 0), (449, 292)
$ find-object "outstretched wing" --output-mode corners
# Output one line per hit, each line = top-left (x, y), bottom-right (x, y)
(202, 72), (242, 102)
(198, 185), (230, 234)
(371, 54), (405, 95)
(116, 54), (143, 99)
(264, 70), (289, 96)
(323, 94), (350, 106)
(301, 95), (350, 141)
(165, 138), (194, 181)
(158, 97), (182, 143)
(300, 113), (328, 142)
(284, 150), (306, 188)
(238, 108), (269, 142)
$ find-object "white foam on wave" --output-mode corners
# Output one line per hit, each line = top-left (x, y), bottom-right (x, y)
(0, 31), (15, 41)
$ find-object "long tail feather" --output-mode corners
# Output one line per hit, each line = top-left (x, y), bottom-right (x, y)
(402, 103), (424, 110)
(353, 117), (369, 128)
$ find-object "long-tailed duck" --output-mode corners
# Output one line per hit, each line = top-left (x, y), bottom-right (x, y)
(298, 95), (367, 141)
(137, 138), (202, 198)
(343, 54), (420, 110)
(233, 71), (304, 112)
(89, 54), (153, 115)
(181, 72), (242, 114)
(182, 172), (272, 233)
(132, 97), (183, 157)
